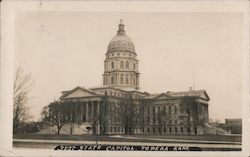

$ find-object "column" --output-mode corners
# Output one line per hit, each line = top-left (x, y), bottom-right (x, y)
(91, 101), (94, 119)
(86, 101), (89, 121)
(80, 102), (83, 122)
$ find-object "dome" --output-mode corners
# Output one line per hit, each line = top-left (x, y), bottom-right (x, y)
(107, 20), (136, 54)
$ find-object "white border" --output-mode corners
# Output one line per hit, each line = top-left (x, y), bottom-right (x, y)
(0, 1), (249, 157)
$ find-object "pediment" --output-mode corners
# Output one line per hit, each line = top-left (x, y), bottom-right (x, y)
(63, 87), (97, 99)
(155, 93), (172, 100)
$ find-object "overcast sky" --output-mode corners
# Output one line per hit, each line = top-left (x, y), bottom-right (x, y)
(15, 11), (244, 122)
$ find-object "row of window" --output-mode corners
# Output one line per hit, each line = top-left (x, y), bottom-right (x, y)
(107, 52), (135, 58)
(146, 126), (185, 133)
(108, 126), (195, 134)
(108, 61), (136, 70)
(103, 90), (142, 99)
(146, 117), (178, 124)
(110, 126), (124, 133)
(149, 106), (178, 115)
(103, 74), (138, 86)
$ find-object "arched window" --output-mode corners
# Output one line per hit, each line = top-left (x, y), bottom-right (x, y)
(111, 76), (114, 84)
(125, 61), (129, 69)
(120, 61), (124, 69)
(120, 74), (124, 84)
(126, 75), (129, 84)
(111, 62), (114, 69)
(103, 77), (106, 85)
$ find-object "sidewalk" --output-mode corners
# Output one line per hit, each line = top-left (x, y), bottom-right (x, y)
(13, 138), (241, 149)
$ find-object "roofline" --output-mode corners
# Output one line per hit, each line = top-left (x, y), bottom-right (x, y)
(60, 86), (99, 99)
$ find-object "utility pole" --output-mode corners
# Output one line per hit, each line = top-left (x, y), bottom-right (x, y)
(193, 68), (195, 90)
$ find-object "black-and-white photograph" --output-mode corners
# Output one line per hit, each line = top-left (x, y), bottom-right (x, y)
(0, 1), (249, 156)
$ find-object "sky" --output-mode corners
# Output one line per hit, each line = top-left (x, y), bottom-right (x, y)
(15, 11), (244, 122)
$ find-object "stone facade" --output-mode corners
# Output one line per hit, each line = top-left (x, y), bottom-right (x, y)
(47, 20), (210, 135)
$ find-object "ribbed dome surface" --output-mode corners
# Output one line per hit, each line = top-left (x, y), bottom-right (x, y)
(107, 20), (135, 53)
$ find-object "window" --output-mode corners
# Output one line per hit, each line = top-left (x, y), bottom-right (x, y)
(117, 53), (120, 56)
(153, 127), (155, 133)
(164, 127), (166, 133)
(103, 77), (106, 85)
(126, 61), (129, 69)
(153, 107), (155, 114)
(169, 106), (171, 114)
(111, 62), (114, 69)
(110, 127), (113, 132)
(153, 117), (156, 124)
(104, 91), (107, 95)
(169, 127), (172, 133)
(120, 74), (124, 84)
(126, 76), (129, 84)
(111, 77), (114, 84)
(158, 106), (161, 113)
(175, 120), (178, 124)
(163, 106), (166, 114)
(175, 106), (177, 114)
(133, 63), (136, 70)
(169, 120), (171, 125)
(181, 127), (183, 133)
(120, 61), (124, 69)
(148, 127), (150, 132)
(175, 127), (178, 133)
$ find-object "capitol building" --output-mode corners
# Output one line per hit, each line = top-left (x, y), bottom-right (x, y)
(47, 20), (211, 135)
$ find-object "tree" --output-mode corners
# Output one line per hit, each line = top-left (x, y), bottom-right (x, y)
(156, 108), (171, 135)
(41, 102), (70, 135)
(66, 103), (77, 135)
(13, 67), (34, 134)
(114, 94), (144, 135)
(179, 96), (198, 135)
(91, 96), (111, 135)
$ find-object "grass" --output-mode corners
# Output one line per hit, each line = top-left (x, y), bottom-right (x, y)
(13, 133), (241, 143)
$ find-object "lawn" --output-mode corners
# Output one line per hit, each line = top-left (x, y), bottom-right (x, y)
(13, 133), (241, 143)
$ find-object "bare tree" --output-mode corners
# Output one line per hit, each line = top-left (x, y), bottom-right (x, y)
(41, 102), (70, 135)
(156, 108), (171, 135)
(13, 67), (34, 134)
(179, 96), (198, 135)
(114, 95), (144, 135)
(67, 103), (77, 135)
